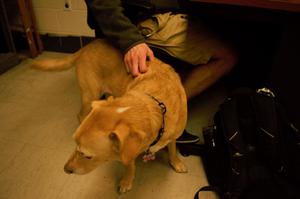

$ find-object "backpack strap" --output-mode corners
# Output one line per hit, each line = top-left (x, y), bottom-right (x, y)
(194, 186), (221, 199)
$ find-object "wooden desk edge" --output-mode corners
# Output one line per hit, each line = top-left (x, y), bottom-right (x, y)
(190, 0), (300, 12)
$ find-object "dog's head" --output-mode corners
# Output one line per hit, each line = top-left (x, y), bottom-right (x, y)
(64, 99), (145, 175)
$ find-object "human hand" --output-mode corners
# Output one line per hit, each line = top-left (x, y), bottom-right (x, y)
(124, 43), (154, 77)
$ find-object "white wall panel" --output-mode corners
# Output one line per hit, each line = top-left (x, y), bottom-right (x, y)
(32, 0), (94, 36)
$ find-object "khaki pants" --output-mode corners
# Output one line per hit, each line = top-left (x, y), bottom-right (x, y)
(138, 12), (220, 66)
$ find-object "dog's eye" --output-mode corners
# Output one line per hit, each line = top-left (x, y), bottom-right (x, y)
(78, 151), (92, 159)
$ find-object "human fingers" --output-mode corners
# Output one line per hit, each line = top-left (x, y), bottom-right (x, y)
(137, 44), (154, 73)
(138, 51), (148, 73)
(128, 50), (140, 77)
(146, 48), (154, 61)
(124, 43), (155, 76)
(124, 49), (139, 76)
(124, 54), (130, 73)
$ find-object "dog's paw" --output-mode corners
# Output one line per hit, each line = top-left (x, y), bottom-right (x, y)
(119, 180), (132, 194)
(170, 160), (188, 173)
(143, 151), (156, 162)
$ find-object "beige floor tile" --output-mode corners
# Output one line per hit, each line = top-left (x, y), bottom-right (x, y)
(0, 144), (70, 199)
(0, 139), (25, 173)
(0, 55), (81, 151)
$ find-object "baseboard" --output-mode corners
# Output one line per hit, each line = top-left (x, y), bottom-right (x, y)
(40, 35), (94, 53)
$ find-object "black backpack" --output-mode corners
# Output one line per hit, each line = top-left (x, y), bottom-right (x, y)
(192, 87), (300, 199)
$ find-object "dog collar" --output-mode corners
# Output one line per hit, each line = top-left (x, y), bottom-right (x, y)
(143, 94), (167, 162)
(147, 94), (167, 147)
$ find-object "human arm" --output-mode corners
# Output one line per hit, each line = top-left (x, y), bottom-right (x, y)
(85, 0), (154, 76)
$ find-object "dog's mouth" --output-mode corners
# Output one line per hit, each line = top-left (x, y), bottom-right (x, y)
(64, 165), (74, 174)
(63, 156), (100, 175)
(64, 164), (90, 175)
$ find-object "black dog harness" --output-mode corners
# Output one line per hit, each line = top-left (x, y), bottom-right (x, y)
(147, 94), (167, 147)
(143, 94), (167, 160)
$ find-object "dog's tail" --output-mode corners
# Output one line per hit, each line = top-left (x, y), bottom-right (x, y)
(31, 50), (81, 71)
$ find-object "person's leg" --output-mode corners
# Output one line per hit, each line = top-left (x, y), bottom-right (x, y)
(176, 45), (237, 143)
(176, 23), (238, 142)
(182, 45), (238, 99)
(176, 48), (237, 144)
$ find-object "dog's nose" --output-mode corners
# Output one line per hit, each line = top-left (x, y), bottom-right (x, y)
(64, 166), (73, 174)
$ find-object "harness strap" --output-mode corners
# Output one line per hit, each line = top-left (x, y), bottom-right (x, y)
(146, 94), (167, 148)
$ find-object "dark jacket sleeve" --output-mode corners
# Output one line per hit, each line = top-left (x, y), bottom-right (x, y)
(85, 0), (145, 53)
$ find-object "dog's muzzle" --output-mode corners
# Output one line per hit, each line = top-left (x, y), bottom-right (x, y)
(64, 165), (74, 174)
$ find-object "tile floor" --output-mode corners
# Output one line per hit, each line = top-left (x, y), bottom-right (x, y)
(0, 52), (225, 199)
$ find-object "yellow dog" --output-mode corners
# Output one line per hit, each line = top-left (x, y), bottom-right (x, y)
(32, 39), (187, 193)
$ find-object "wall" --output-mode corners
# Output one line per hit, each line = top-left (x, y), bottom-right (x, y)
(32, 0), (95, 37)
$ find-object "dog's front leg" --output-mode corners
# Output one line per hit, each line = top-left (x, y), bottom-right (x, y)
(119, 160), (135, 193)
(168, 141), (188, 173)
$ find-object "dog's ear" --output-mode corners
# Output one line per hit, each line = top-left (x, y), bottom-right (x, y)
(109, 123), (144, 165)
(107, 96), (114, 102)
(91, 100), (107, 109)
(109, 123), (130, 153)
(92, 96), (114, 109)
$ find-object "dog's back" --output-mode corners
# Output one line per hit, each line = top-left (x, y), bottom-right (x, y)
(33, 39), (187, 134)
(79, 39), (188, 143)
